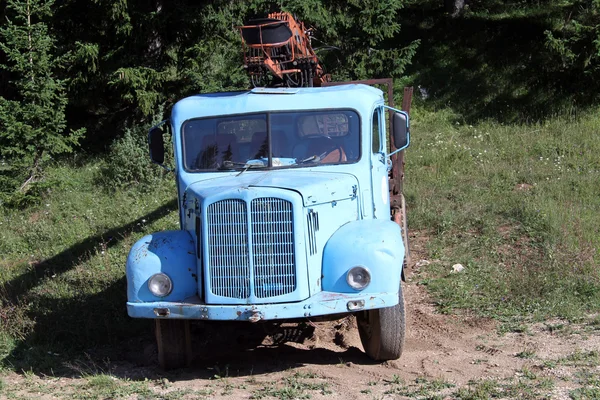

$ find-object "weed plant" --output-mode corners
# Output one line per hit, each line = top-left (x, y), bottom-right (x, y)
(97, 108), (174, 191)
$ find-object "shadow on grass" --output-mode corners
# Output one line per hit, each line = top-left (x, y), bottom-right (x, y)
(399, 1), (599, 122)
(69, 321), (374, 382)
(166, 344), (371, 382)
(1, 199), (178, 374)
(2, 198), (377, 378)
(103, 320), (376, 381)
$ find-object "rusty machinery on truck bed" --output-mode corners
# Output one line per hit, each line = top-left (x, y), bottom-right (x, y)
(239, 12), (330, 88)
(240, 14), (412, 266)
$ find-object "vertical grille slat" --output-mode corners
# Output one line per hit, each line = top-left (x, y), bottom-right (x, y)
(207, 199), (250, 299)
(307, 210), (319, 255)
(206, 197), (296, 301)
(251, 198), (296, 298)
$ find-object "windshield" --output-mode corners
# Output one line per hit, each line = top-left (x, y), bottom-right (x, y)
(181, 110), (360, 171)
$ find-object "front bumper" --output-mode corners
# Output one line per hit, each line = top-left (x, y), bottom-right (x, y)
(127, 291), (398, 321)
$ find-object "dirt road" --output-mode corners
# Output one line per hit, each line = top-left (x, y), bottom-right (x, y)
(125, 233), (600, 399)
(2, 233), (599, 399)
(106, 259), (595, 400)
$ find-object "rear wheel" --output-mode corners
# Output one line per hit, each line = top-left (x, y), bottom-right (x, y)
(356, 287), (406, 360)
(155, 319), (192, 370)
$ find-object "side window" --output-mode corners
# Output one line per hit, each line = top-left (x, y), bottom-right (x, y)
(372, 109), (380, 154)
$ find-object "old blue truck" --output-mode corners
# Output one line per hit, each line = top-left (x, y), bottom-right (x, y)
(125, 82), (411, 369)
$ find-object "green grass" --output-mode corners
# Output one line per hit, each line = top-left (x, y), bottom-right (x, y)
(0, 159), (178, 371)
(571, 387), (600, 400)
(383, 375), (454, 397)
(1, 104), (600, 386)
(407, 107), (600, 323)
(454, 379), (503, 400)
(155, 388), (216, 399)
(372, 373), (560, 399)
(570, 369), (600, 399)
(516, 349), (536, 359)
(452, 375), (556, 400)
(251, 372), (332, 400)
(71, 374), (154, 400)
(0, 373), (218, 400)
(558, 350), (600, 368)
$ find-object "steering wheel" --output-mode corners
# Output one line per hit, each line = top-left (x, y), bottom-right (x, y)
(301, 135), (345, 163)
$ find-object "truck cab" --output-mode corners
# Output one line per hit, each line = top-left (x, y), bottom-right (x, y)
(126, 84), (410, 369)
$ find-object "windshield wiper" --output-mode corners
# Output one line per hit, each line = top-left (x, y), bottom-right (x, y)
(218, 160), (261, 169)
(236, 162), (268, 176)
(217, 160), (267, 175)
(296, 155), (321, 164)
(217, 161), (238, 170)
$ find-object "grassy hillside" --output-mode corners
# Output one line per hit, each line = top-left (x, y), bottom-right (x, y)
(1, 107), (599, 373)
(406, 108), (600, 325)
(0, 161), (179, 371)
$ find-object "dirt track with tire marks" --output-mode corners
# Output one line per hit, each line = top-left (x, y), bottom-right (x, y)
(2, 231), (599, 399)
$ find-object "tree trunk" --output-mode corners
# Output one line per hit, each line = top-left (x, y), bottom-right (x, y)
(445, 0), (465, 18)
(19, 150), (42, 192)
(26, 0), (35, 83)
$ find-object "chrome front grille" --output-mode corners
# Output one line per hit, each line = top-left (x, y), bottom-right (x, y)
(206, 199), (250, 299)
(251, 198), (295, 298)
(206, 197), (296, 300)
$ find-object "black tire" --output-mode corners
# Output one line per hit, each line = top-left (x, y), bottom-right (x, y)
(356, 287), (406, 361)
(155, 319), (192, 370)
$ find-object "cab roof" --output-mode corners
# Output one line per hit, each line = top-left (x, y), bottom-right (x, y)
(171, 84), (383, 122)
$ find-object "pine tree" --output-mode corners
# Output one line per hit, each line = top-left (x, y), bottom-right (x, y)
(0, 0), (83, 203)
(272, 0), (419, 80)
(545, 0), (600, 73)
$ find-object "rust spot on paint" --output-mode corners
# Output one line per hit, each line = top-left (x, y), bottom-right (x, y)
(320, 292), (352, 300)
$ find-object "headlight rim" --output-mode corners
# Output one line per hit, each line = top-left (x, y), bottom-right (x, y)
(346, 265), (371, 291)
(147, 272), (173, 298)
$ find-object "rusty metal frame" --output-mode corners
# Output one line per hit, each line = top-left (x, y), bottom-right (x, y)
(239, 12), (328, 86)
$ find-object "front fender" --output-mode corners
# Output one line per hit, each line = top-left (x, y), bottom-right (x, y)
(322, 219), (404, 293)
(126, 230), (197, 303)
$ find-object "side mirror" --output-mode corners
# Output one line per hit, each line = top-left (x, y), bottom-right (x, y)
(392, 111), (410, 151)
(148, 127), (165, 165)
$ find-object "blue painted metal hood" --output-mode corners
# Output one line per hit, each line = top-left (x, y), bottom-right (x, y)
(186, 170), (358, 206)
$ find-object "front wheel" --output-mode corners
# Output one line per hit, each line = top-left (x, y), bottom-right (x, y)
(155, 319), (192, 370)
(356, 288), (406, 361)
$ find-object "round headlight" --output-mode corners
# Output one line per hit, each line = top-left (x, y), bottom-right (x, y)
(148, 273), (173, 297)
(346, 266), (371, 290)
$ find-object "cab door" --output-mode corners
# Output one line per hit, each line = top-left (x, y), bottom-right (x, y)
(369, 106), (391, 220)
